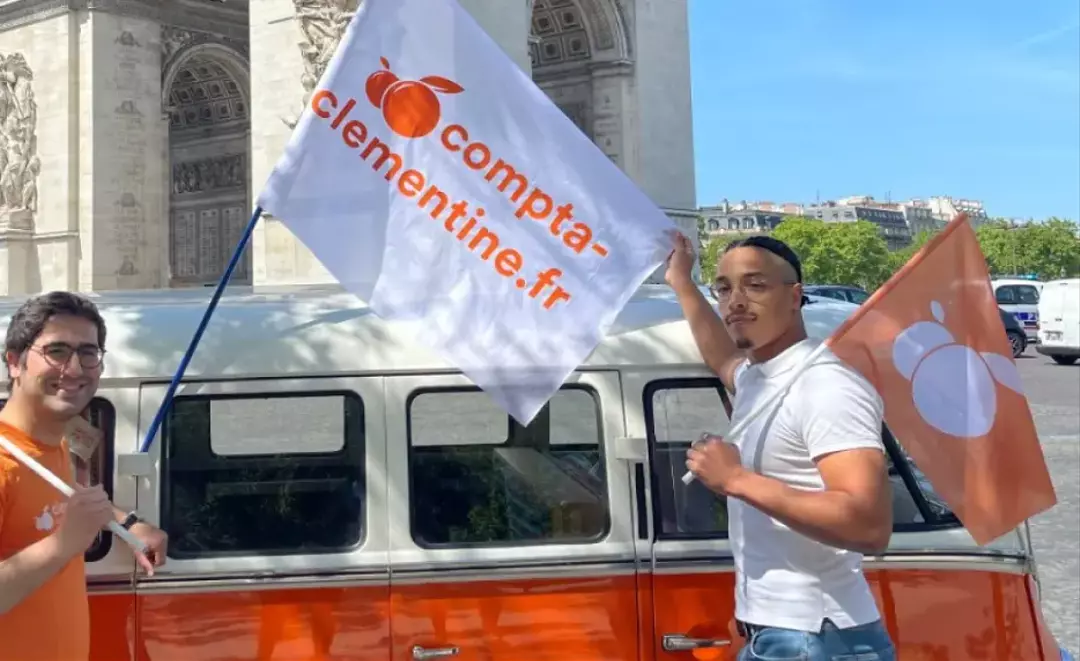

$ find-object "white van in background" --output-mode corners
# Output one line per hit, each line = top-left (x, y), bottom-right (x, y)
(992, 278), (1043, 343)
(1036, 278), (1080, 365)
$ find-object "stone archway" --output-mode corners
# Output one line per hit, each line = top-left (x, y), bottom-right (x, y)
(529, 0), (632, 166)
(163, 45), (252, 287)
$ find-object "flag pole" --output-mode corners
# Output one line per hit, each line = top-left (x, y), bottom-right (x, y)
(137, 205), (264, 454)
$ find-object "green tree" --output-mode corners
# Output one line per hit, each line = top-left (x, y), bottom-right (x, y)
(771, 217), (892, 289)
(975, 218), (1080, 280)
(888, 229), (937, 274)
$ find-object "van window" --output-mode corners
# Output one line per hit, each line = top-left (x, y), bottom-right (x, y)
(408, 386), (608, 547)
(647, 382), (730, 537)
(645, 380), (958, 540)
(0, 397), (115, 561)
(161, 391), (364, 558)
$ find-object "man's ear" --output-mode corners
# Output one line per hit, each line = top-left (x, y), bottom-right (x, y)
(4, 349), (21, 382)
(791, 282), (805, 310)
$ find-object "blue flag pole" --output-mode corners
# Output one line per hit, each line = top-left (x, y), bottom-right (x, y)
(137, 205), (265, 453)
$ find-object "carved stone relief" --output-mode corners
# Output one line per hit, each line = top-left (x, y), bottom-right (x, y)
(172, 154), (246, 195)
(286, 0), (361, 128)
(0, 52), (38, 232)
(162, 26), (249, 67)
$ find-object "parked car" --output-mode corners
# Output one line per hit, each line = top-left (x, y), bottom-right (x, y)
(992, 277), (1043, 343)
(1035, 278), (1080, 366)
(803, 284), (870, 305)
(999, 306), (1027, 358)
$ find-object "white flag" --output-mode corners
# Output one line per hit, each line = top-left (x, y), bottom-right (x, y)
(257, 0), (676, 424)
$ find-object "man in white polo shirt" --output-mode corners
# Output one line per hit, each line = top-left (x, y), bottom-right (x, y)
(666, 231), (896, 661)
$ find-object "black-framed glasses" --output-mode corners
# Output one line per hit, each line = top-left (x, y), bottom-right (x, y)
(30, 342), (106, 369)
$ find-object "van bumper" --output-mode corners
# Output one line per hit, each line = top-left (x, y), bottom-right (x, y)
(1036, 344), (1080, 357)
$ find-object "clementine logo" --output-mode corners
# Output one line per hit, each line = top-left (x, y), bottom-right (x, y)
(365, 56), (464, 138)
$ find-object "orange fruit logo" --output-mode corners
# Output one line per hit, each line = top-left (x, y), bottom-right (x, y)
(365, 56), (464, 139)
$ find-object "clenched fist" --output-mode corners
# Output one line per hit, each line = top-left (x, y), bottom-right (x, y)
(56, 484), (114, 557)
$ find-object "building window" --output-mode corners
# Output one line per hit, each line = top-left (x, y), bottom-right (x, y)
(0, 397), (115, 562)
(161, 391), (365, 558)
(408, 386), (608, 547)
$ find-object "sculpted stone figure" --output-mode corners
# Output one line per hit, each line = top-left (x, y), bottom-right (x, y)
(286, 0), (360, 128)
(0, 53), (38, 227)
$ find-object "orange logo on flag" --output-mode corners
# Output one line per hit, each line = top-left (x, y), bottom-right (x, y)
(364, 56), (464, 138)
(826, 213), (1057, 545)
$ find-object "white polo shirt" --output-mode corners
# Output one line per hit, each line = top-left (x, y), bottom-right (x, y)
(728, 338), (886, 633)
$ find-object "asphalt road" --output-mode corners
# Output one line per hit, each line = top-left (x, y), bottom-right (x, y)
(1018, 350), (1079, 656)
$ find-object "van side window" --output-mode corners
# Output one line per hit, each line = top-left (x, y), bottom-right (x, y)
(644, 380), (961, 539)
(161, 392), (364, 558)
(645, 381), (730, 539)
(995, 287), (1016, 305)
(0, 397), (115, 561)
(408, 386), (608, 547)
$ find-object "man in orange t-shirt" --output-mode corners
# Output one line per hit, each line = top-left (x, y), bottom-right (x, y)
(0, 292), (169, 661)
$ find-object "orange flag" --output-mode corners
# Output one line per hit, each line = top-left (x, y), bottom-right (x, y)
(825, 213), (1057, 545)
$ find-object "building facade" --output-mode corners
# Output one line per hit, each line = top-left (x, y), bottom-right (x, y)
(0, 0), (698, 296)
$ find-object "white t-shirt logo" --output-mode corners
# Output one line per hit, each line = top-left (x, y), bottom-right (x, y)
(892, 301), (1024, 437)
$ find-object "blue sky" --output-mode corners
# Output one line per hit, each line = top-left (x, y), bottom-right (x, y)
(687, 0), (1080, 220)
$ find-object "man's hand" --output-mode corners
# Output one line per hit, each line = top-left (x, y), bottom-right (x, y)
(128, 522), (168, 576)
(55, 485), (115, 558)
(686, 434), (747, 496)
(664, 230), (697, 290)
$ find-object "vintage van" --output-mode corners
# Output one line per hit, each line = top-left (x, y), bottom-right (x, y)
(0, 284), (1072, 661)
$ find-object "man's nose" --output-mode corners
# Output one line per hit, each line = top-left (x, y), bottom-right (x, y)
(58, 355), (86, 376)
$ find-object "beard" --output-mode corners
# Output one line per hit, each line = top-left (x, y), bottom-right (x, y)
(734, 336), (754, 350)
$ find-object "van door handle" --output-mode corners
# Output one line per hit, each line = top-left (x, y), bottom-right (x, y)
(663, 634), (731, 651)
(412, 645), (460, 660)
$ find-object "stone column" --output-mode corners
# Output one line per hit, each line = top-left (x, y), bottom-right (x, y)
(0, 227), (32, 296)
(77, 11), (168, 291)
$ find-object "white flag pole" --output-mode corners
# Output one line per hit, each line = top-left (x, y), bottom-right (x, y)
(0, 434), (148, 554)
(682, 341), (832, 485)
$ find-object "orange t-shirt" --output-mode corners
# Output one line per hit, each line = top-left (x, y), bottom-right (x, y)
(0, 421), (90, 661)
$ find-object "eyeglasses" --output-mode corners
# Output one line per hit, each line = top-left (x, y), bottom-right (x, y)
(709, 278), (797, 303)
(29, 342), (106, 369)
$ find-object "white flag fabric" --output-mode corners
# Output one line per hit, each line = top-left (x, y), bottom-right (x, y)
(257, 0), (676, 424)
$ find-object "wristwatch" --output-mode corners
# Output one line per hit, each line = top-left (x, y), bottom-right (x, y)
(120, 511), (140, 530)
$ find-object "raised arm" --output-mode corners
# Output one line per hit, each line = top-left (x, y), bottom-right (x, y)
(664, 231), (745, 392)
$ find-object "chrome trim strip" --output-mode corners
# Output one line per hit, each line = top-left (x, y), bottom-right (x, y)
(390, 560), (638, 586)
(389, 552), (636, 575)
(652, 553), (1030, 576)
(87, 581), (135, 595)
(133, 570), (390, 596)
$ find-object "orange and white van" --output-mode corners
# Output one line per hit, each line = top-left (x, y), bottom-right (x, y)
(0, 284), (1071, 661)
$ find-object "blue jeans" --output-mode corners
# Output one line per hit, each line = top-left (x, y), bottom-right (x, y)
(736, 618), (896, 661)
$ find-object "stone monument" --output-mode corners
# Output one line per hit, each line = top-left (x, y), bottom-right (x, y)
(0, 0), (696, 296)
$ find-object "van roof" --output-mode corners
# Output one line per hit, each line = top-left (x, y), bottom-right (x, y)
(0, 284), (860, 383)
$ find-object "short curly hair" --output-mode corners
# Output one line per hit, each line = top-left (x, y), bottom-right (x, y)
(4, 291), (106, 386)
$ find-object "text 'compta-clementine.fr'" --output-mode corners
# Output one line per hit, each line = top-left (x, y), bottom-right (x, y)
(305, 57), (614, 310)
